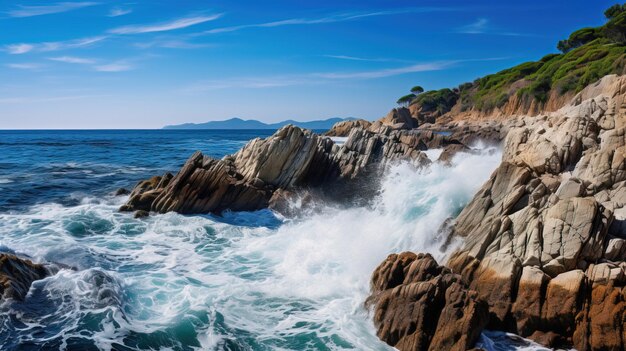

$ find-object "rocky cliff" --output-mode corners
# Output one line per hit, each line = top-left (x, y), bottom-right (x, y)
(369, 74), (626, 350)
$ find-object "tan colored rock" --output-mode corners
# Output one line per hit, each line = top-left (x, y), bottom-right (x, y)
(370, 107), (418, 131)
(542, 270), (585, 336)
(324, 119), (371, 137)
(512, 266), (550, 336)
(369, 253), (488, 351)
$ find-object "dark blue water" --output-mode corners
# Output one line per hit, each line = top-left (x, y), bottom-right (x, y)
(0, 130), (276, 211)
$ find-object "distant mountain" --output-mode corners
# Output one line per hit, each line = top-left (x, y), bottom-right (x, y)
(163, 117), (357, 130)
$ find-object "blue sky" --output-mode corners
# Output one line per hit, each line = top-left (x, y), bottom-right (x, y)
(0, 0), (617, 129)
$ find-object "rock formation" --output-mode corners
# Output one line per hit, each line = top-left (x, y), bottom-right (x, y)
(0, 253), (50, 301)
(368, 252), (489, 351)
(324, 119), (372, 137)
(121, 123), (467, 216)
(369, 107), (418, 131)
(370, 75), (626, 350)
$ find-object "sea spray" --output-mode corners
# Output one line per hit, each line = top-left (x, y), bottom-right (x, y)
(0, 146), (503, 350)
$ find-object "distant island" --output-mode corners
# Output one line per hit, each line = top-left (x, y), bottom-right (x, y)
(163, 117), (358, 130)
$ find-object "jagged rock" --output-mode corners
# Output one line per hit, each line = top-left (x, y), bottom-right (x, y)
(134, 210), (149, 218)
(450, 122), (506, 146)
(438, 75), (626, 349)
(324, 119), (372, 137)
(120, 125), (469, 215)
(369, 107), (418, 131)
(438, 144), (471, 164)
(368, 252), (489, 351)
(114, 187), (130, 196)
(0, 253), (49, 301)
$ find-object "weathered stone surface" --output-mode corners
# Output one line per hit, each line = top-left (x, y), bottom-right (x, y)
(0, 253), (49, 301)
(324, 119), (372, 137)
(369, 107), (418, 131)
(368, 253), (488, 351)
(121, 124), (472, 215)
(511, 266), (550, 336)
(441, 75), (626, 349)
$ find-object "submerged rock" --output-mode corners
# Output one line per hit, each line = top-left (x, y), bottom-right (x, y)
(368, 252), (489, 351)
(0, 253), (50, 301)
(114, 187), (130, 196)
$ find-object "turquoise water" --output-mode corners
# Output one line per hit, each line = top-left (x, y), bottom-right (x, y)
(0, 130), (531, 350)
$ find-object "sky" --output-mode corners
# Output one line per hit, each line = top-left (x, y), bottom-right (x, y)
(0, 0), (618, 129)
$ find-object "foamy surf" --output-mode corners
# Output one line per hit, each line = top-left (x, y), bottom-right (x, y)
(0, 147), (517, 350)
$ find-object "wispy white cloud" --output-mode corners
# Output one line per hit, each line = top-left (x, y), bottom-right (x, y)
(8, 2), (99, 18)
(456, 18), (530, 36)
(323, 55), (410, 63)
(0, 95), (105, 104)
(5, 36), (107, 55)
(48, 56), (96, 64)
(108, 7), (132, 17)
(315, 62), (452, 79)
(183, 57), (509, 91)
(94, 61), (133, 72)
(458, 18), (489, 34)
(201, 8), (450, 34)
(134, 38), (213, 49)
(5, 63), (43, 70)
(184, 77), (311, 91)
(5, 43), (35, 54)
(184, 61), (451, 91)
(110, 14), (222, 34)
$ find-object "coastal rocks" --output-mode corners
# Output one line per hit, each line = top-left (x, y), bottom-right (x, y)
(324, 119), (372, 137)
(369, 107), (418, 131)
(114, 187), (130, 196)
(368, 253), (489, 351)
(435, 75), (626, 349)
(0, 253), (49, 301)
(121, 123), (471, 215)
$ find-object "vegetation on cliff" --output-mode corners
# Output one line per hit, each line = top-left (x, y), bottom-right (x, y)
(401, 3), (626, 115)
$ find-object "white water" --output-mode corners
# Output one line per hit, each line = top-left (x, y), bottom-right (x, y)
(0, 147), (513, 350)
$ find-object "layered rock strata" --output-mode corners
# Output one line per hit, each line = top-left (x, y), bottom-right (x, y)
(0, 253), (50, 302)
(121, 124), (465, 215)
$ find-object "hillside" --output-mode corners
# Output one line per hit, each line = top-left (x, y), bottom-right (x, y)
(163, 117), (357, 130)
(401, 4), (626, 123)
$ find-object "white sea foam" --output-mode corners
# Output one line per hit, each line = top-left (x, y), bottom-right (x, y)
(329, 136), (348, 145)
(423, 148), (444, 161)
(0, 147), (505, 350)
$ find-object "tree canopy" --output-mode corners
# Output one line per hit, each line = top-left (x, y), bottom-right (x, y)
(605, 3), (626, 19)
(410, 86), (424, 94)
(396, 94), (416, 106)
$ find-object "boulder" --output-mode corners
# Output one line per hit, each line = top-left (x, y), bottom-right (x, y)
(324, 119), (372, 137)
(368, 253), (489, 351)
(369, 108), (418, 131)
(0, 253), (50, 301)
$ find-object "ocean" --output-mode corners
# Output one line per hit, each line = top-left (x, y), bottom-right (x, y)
(0, 130), (548, 350)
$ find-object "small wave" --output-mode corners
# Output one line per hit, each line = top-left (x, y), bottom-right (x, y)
(0, 178), (13, 185)
(477, 331), (554, 351)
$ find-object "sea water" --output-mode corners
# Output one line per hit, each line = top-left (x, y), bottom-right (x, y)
(0, 130), (546, 350)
